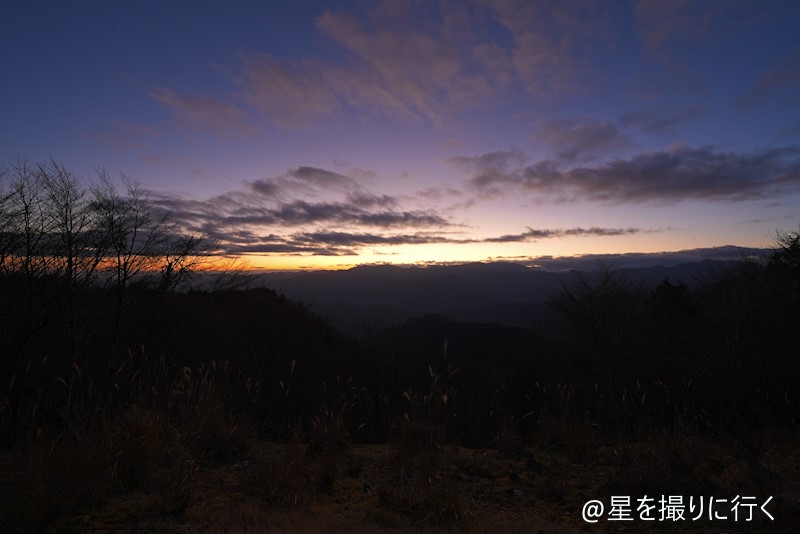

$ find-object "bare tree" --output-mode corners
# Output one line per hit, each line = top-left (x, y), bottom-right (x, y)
(0, 164), (14, 276)
(41, 159), (102, 288)
(769, 227), (800, 280)
(767, 226), (800, 315)
(0, 164), (16, 349)
(8, 157), (52, 284)
(157, 229), (213, 292)
(208, 256), (253, 293)
(38, 159), (106, 358)
(549, 262), (646, 375)
(0, 159), (55, 361)
(91, 169), (168, 329)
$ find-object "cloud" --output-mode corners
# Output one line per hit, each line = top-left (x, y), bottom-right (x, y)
(528, 245), (768, 271)
(148, 163), (459, 256)
(149, 88), (256, 137)
(291, 166), (357, 189)
(532, 118), (628, 162)
(737, 50), (800, 108)
(619, 105), (708, 134)
(152, 1), (629, 130)
(238, 53), (341, 129)
(448, 149), (527, 193)
(273, 200), (448, 228)
(153, 195), (448, 231)
(250, 179), (280, 197)
(457, 144), (800, 203)
(220, 2), (515, 128)
(142, 1), (789, 134)
(206, 227), (461, 257)
(485, 226), (645, 243)
(633, 0), (760, 51)
(776, 124), (800, 141)
(249, 166), (360, 201)
(485, 0), (620, 96)
(291, 226), (648, 249)
(150, 167), (648, 256)
(313, 2), (508, 124)
(634, 0), (711, 50)
(345, 191), (397, 209)
(631, 1), (765, 93)
(212, 223), (650, 256)
(223, 241), (356, 257)
(413, 187), (464, 202)
(289, 230), (454, 248)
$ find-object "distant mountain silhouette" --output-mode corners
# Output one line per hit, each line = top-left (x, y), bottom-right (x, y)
(256, 258), (740, 333)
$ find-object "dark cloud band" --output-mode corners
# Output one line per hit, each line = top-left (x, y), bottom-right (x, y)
(454, 145), (800, 203)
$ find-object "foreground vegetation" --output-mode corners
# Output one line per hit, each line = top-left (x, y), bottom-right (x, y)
(1, 161), (799, 531)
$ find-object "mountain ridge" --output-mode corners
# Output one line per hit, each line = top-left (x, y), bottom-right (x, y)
(255, 257), (745, 333)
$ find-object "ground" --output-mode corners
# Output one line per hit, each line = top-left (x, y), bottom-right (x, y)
(47, 431), (800, 533)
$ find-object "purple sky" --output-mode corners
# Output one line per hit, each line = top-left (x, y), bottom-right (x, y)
(2, 1), (799, 269)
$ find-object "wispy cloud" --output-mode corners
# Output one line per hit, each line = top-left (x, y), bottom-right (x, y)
(737, 50), (800, 108)
(312, 2), (510, 125)
(144, 2), (778, 133)
(633, 0), (761, 51)
(285, 225), (651, 252)
(485, 226), (645, 243)
(775, 124), (800, 141)
(149, 2), (632, 130)
(634, 0), (714, 50)
(209, 223), (654, 257)
(289, 230), (454, 248)
(619, 105), (708, 134)
(214, 2), (515, 128)
(149, 88), (257, 137)
(238, 53), (341, 129)
(632, 1), (764, 93)
(485, 0), (620, 97)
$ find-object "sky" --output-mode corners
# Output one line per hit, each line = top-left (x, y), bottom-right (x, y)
(2, 0), (799, 270)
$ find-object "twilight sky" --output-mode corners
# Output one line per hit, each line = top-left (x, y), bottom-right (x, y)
(2, 0), (799, 269)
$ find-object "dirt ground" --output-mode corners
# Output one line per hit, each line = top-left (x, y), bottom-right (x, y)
(48, 432), (800, 533)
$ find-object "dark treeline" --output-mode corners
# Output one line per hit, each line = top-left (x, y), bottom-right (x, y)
(0, 157), (220, 446)
(9, 245), (797, 450)
(0, 157), (213, 360)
